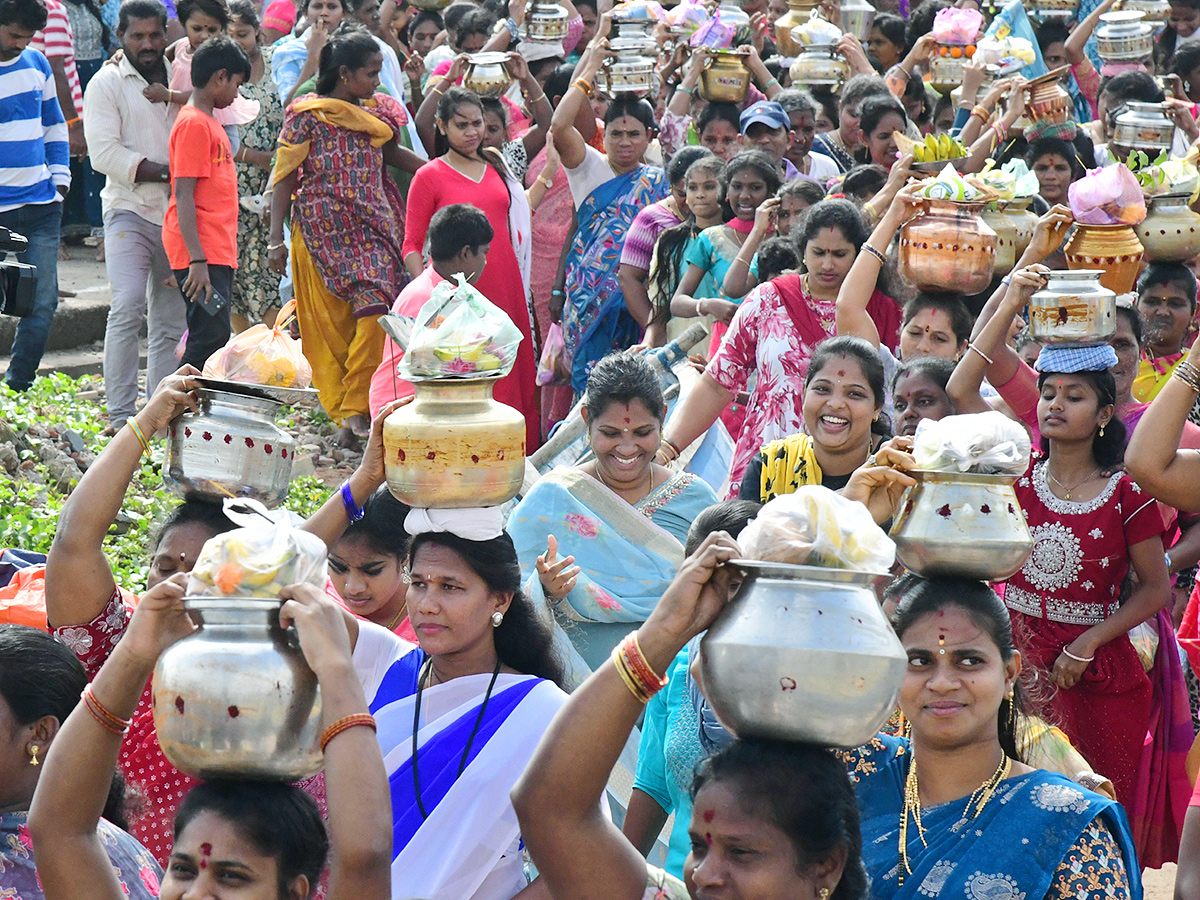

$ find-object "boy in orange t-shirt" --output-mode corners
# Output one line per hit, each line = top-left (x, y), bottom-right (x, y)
(162, 35), (250, 369)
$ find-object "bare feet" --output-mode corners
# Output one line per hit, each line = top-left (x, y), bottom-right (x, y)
(95, 236), (105, 262)
(344, 413), (370, 438)
(57, 244), (71, 261)
(332, 426), (361, 449)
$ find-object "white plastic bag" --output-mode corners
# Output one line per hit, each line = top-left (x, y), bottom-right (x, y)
(399, 274), (524, 379)
(912, 411), (1031, 475)
(739, 485), (896, 572)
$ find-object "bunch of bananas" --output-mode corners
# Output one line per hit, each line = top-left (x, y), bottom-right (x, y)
(912, 134), (968, 163)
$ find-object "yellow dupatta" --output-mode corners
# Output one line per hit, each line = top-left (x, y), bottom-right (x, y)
(758, 433), (823, 502)
(272, 95), (395, 185)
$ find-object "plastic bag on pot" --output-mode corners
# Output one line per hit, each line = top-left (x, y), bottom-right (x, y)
(738, 485), (895, 572)
(188, 498), (327, 599)
(932, 7), (983, 44)
(1067, 164), (1147, 226)
(398, 273), (524, 379)
(202, 300), (313, 388)
(911, 410), (1031, 475)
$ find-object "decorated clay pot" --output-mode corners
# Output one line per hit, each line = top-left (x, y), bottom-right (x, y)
(1063, 223), (1145, 294)
(981, 198), (1037, 276)
(1135, 193), (1200, 262)
(899, 199), (998, 294)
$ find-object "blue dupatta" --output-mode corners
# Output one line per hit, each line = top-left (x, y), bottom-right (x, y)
(845, 735), (1143, 900)
(563, 164), (668, 393)
(509, 467), (716, 623)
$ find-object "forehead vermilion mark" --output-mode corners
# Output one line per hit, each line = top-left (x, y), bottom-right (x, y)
(837, 370), (845, 377)
(703, 809), (714, 822)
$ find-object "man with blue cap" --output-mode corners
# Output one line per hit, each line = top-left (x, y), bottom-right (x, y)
(738, 100), (800, 181)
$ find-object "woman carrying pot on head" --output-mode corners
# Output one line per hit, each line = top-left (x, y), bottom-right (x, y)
(511, 531), (869, 900)
(29, 575), (393, 900)
(403, 85), (540, 449)
(658, 199), (901, 499)
(508, 354), (717, 663)
(947, 266), (1183, 864)
(0, 625), (161, 900)
(549, 19), (670, 394)
(355, 506), (570, 900)
(891, 356), (957, 438)
(272, 0), (346, 104)
(842, 575), (1140, 899)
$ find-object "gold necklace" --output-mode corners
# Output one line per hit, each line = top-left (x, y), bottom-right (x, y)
(1046, 465), (1103, 501)
(899, 753), (1012, 885)
(384, 605), (406, 633)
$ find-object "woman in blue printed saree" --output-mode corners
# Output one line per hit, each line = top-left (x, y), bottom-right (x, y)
(841, 573), (1140, 900)
(509, 355), (716, 649)
(550, 28), (669, 394)
(355, 508), (569, 900)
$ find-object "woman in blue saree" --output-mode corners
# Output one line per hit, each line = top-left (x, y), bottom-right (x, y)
(509, 355), (716, 644)
(549, 24), (669, 394)
(842, 574), (1141, 900)
(355, 509), (569, 900)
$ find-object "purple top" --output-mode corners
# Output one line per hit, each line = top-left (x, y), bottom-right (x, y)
(619, 201), (682, 271)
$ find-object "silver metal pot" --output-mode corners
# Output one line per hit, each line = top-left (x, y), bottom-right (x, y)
(596, 39), (656, 97)
(1111, 100), (1175, 157)
(788, 42), (850, 92)
(700, 561), (905, 747)
(152, 597), (323, 780)
(1027, 269), (1117, 344)
(1096, 11), (1154, 62)
(463, 52), (513, 96)
(165, 389), (295, 508)
(890, 470), (1033, 581)
(524, 0), (569, 42)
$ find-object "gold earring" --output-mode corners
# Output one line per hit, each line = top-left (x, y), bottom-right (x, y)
(819, 888), (830, 900)
(1099, 424), (1105, 437)
(1006, 689), (1015, 731)
(29, 745), (39, 766)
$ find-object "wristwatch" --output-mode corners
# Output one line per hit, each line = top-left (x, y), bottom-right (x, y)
(159, 166), (170, 182)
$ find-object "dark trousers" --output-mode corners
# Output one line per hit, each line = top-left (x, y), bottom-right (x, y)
(172, 264), (233, 370)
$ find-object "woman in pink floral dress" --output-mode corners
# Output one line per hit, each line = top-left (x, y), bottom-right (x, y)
(659, 199), (900, 497)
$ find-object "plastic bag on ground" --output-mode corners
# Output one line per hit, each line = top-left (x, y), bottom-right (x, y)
(202, 299), (313, 388)
(738, 485), (896, 572)
(399, 273), (523, 379)
(912, 410), (1031, 475)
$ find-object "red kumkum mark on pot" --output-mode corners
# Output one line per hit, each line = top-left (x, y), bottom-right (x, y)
(472, 454), (480, 463)
(227, 705), (240, 718)
(245, 437), (254, 449)
(264, 444), (273, 455)
(281, 448), (288, 458)
(174, 696), (185, 714)
(1008, 503), (1016, 514)
(980, 504), (991, 514)
(497, 450), (506, 460)
(202, 432), (212, 442)
(936, 504), (952, 518)
(224, 434), (232, 444)
(397, 448), (406, 461)
(780, 676), (797, 691)
(184, 427), (192, 438)
(426, 451), (436, 460)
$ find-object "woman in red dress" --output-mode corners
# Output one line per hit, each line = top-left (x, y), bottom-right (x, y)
(403, 86), (539, 449)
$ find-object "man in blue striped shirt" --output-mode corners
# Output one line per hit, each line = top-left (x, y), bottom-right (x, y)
(0, 0), (69, 391)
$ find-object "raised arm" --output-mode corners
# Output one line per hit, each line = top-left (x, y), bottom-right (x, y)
(416, 55), (469, 155)
(512, 534), (741, 900)
(957, 78), (1026, 176)
(721, 198), (777, 300)
(1126, 337), (1200, 512)
(45, 369), (201, 627)
(284, 21), (330, 107)
(510, 53), (553, 160)
(1065, 0), (1116, 64)
(552, 28), (610, 169)
(657, 371), (736, 462)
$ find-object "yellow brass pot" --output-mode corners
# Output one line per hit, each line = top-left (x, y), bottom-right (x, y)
(700, 50), (752, 103)
(383, 376), (526, 508)
(898, 199), (997, 294)
(774, 0), (820, 56)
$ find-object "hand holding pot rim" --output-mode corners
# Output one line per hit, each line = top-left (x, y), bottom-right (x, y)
(639, 532), (742, 658)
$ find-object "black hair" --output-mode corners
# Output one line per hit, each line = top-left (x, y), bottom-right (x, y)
(407, 532), (568, 689)
(839, 74), (890, 117)
(0, 624), (86, 731)
(905, 0), (948, 49)
(154, 496), (236, 555)
(755, 235), (801, 283)
(723, 148), (782, 216)
(891, 354), (955, 395)
(902, 294), (973, 347)
(1035, 19), (1069, 54)
(650, 155), (725, 309)
(583, 352), (665, 423)
(840, 163), (888, 201)
(436, 87), (513, 201)
(544, 61), (575, 103)
(527, 54), (561, 81)
(604, 94), (656, 131)
(1025, 136), (1085, 183)
(175, 781), (328, 898)
(806, 335), (892, 438)
(118, 0), (167, 31)
(855, 94), (907, 162)
(796, 197), (869, 257)
(811, 88), (839, 127)
(176, 0), (228, 27)
(902, 70), (931, 123)
(427, 202), (494, 263)
(693, 741), (868, 900)
(780, 177), (827, 208)
(226, 0), (258, 29)
(337, 486), (411, 559)
(1173, 40), (1200, 85)
(871, 12), (907, 53)
(453, 6), (494, 48)
(440, 0), (474, 33)
(1036, 368), (1127, 469)
(1116, 300), (1143, 347)
(407, 7), (442, 40)
(480, 94), (508, 129)
(684, 499), (762, 556)
(1102, 69), (1165, 109)
(890, 576), (1025, 763)
(191, 33), (250, 87)
(316, 23), (379, 94)
(0, 0), (48, 30)
(1137, 261), (1199, 311)
(697, 100), (741, 137)
(667, 144), (714, 185)
(574, 0), (595, 11)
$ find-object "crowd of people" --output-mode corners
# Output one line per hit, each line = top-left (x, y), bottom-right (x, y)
(11, 0), (1200, 895)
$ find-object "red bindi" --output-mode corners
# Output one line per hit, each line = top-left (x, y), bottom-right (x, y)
(705, 833), (713, 845)
(200, 843), (212, 856)
(703, 809), (715, 822)
(624, 417), (630, 424)
(837, 370), (845, 377)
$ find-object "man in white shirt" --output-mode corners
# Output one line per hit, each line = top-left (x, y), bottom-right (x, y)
(82, 0), (184, 431)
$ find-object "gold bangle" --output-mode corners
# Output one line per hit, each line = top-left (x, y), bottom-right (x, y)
(126, 418), (151, 455)
(611, 644), (652, 703)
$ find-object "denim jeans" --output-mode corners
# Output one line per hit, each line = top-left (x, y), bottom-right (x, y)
(0, 201), (62, 390)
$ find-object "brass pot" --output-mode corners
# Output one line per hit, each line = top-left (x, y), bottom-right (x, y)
(1024, 69), (1072, 125)
(1136, 192), (1200, 262)
(788, 42), (850, 93)
(1028, 269), (1117, 344)
(929, 43), (971, 94)
(774, 0), (820, 56)
(899, 199), (997, 294)
(463, 52), (513, 96)
(153, 598), (323, 780)
(1063, 223), (1145, 294)
(384, 376), (526, 508)
(524, 0), (569, 42)
(700, 50), (752, 103)
(981, 198), (1036, 276)
(890, 471), (1032, 581)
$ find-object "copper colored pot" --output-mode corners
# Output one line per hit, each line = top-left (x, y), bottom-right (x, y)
(1063, 223), (1145, 294)
(899, 199), (998, 294)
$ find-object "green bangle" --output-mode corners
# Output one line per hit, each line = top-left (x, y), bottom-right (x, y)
(766, 77), (780, 88)
(677, 84), (693, 95)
